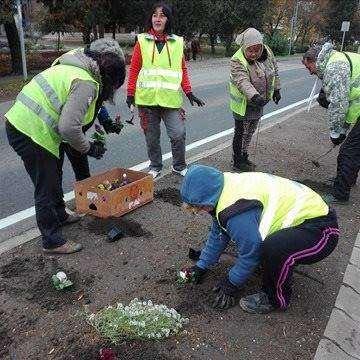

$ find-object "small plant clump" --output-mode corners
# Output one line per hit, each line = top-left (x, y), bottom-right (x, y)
(86, 298), (189, 343)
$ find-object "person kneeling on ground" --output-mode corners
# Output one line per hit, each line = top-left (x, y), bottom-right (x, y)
(180, 165), (339, 313)
(5, 39), (126, 255)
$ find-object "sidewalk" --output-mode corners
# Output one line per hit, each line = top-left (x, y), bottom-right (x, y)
(0, 106), (359, 359)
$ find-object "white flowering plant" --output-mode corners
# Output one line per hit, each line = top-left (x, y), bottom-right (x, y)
(86, 298), (189, 343)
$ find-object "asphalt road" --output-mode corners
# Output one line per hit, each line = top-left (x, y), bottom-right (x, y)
(0, 57), (316, 221)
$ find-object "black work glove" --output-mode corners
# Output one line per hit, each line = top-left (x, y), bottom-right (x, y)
(179, 265), (207, 284)
(330, 134), (346, 146)
(273, 89), (281, 105)
(317, 88), (330, 109)
(210, 278), (238, 310)
(101, 119), (123, 134)
(87, 141), (107, 159)
(250, 94), (267, 108)
(126, 95), (135, 108)
(187, 92), (205, 107)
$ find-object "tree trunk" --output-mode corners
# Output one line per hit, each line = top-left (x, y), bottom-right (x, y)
(99, 24), (104, 38)
(57, 32), (61, 52)
(82, 28), (91, 44)
(4, 21), (22, 74)
(225, 33), (233, 57)
(210, 33), (216, 55)
(92, 25), (98, 40)
(112, 23), (116, 39)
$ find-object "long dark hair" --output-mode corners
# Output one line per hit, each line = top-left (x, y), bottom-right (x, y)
(145, 2), (173, 34)
(85, 49), (125, 103)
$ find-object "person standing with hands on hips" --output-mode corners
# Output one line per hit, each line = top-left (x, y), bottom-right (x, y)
(5, 39), (126, 254)
(230, 28), (281, 172)
(126, 2), (205, 179)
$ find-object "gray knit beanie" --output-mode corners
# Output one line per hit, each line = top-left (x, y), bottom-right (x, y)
(89, 38), (125, 62)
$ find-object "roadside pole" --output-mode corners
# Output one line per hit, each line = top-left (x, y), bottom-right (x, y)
(340, 21), (350, 51)
(288, 0), (299, 55)
(13, 0), (28, 80)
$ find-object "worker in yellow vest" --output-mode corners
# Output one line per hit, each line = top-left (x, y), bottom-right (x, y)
(180, 165), (339, 313)
(230, 28), (281, 171)
(126, 2), (205, 179)
(5, 39), (126, 254)
(302, 42), (360, 204)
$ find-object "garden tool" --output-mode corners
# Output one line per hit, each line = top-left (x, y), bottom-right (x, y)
(311, 145), (336, 167)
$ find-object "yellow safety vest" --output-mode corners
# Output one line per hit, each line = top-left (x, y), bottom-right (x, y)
(135, 33), (183, 108)
(215, 172), (329, 240)
(5, 56), (99, 158)
(327, 51), (360, 124)
(229, 45), (275, 116)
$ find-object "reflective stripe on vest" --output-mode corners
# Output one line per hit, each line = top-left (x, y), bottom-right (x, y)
(135, 33), (183, 108)
(33, 73), (63, 113)
(16, 92), (59, 133)
(215, 172), (329, 240)
(327, 51), (360, 124)
(5, 60), (99, 158)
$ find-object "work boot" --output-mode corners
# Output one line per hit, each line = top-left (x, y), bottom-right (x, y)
(232, 153), (255, 172)
(43, 241), (83, 255)
(239, 291), (275, 314)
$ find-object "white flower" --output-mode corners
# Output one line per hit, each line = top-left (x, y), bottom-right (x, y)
(179, 271), (187, 280)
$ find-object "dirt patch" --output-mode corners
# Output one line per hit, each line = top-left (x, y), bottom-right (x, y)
(0, 256), (95, 311)
(85, 217), (153, 238)
(60, 339), (176, 360)
(0, 311), (12, 358)
(155, 188), (182, 207)
(295, 178), (333, 194)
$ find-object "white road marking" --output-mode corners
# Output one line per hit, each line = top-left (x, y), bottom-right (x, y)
(0, 96), (315, 230)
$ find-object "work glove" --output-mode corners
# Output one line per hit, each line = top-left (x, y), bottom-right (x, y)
(210, 277), (238, 310)
(330, 133), (346, 146)
(186, 92), (205, 107)
(87, 141), (107, 159)
(126, 95), (135, 108)
(272, 89), (281, 105)
(317, 88), (330, 109)
(250, 94), (267, 108)
(101, 118), (123, 134)
(178, 265), (207, 284)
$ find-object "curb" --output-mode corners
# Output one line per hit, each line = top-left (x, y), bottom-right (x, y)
(314, 230), (360, 360)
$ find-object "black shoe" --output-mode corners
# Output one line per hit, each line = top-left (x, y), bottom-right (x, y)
(239, 291), (275, 314)
(322, 193), (349, 205)
(243, 152), (256, 170)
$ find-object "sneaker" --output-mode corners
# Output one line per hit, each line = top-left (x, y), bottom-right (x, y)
(322, 193), (349, 205)
(239, 291), (275, 314)
(43, 241), (83, 255)
(148, 169), (161, 179)
(172, 166), (188, 176)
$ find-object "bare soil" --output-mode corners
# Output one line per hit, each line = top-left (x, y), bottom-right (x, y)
(0, 109), (359, 360)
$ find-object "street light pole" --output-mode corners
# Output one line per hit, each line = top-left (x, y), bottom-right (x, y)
(14, 0), (27, 80)
(288, 0), (299, 55)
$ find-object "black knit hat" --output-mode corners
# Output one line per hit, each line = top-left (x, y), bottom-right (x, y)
(146, 2), (174, 34)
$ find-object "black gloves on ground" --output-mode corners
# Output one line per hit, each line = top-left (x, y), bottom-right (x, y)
(187, 92), (205, 107)
(87, 142), (107, 159)
(273, 89), (281, 105)
(330, 134), (346, 146)
(210, 278), (238, 310)
(126, 95), (135, 108)
(317, 88), (330, 109)
(250, 94), (267, 108)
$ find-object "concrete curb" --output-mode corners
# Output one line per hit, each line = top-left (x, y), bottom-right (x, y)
(314, 230), (360, 360)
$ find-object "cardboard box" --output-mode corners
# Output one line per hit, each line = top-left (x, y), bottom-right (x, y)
(74, 168), (154, 218)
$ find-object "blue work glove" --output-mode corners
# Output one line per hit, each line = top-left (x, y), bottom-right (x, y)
(273, 89), (281, 104)
(250, 94), (267, 108)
